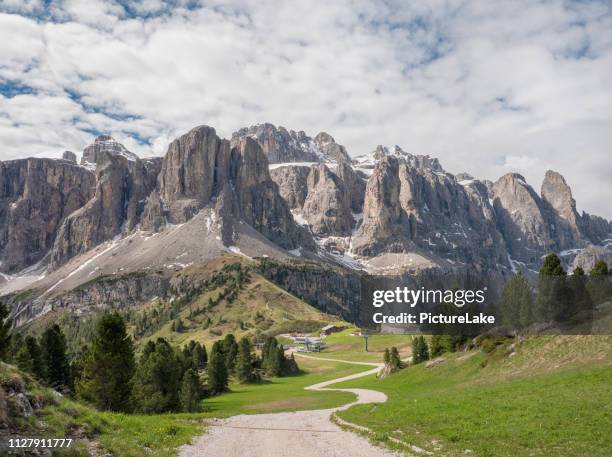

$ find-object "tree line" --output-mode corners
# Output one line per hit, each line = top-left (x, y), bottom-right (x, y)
(499, 255), (610, 331)
(0, 310), (298, 414)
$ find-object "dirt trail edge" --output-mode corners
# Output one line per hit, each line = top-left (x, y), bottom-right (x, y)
(178, 353), (402, 457)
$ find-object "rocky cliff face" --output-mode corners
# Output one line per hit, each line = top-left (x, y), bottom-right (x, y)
(232, 123), (350, 164)
(50, 138), (160, 268)
(0, 159), (95, 272)
(353, 155), (507, 269)
(8, 271), (168, 326)
(150, 125), (311, 250)
(1, 123), (610, 288)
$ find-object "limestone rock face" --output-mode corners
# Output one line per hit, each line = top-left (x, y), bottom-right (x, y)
(353, 156), (407, 255)
(154, 126), (312, 250)
(269, 165), (311, 209)
(541, 170), (582, 248)
(302, 164), (353, 237)
(353, 155), (507, 268)
(313, 132), (351, 163)
(230, 137), (310, 248)
(580, 213), (611, 244)
(62, 150), (77, 163)
(572, 245), (612, 272)
(157, 125), (230, 223)
(492, 173), (554, 263)
(334, 160), (366, 213)
(231, 124), (350, 164)
(51, 139), (159, 268)
(0, 159), (95, 272)
(81, 135), (139, 166)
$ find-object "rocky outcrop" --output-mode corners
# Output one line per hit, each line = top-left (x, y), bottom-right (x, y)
(258, 258), (362, 322)
(492, 173), (555, 264)
(51, 140), (159, 268)
(81, 134), (138, 166)
(0, 159), (95, 272)
(312, 132), (351, 163)
(62, 150), (77, 163)
(153, 126), (312, 250)
(8, 271), (169, 326)
(157, 126), (230, 223)
(572, 245), (612, 272)
(302, 164), (353, 236)
(334, 160), (366, 213)
(541, 170), (582, 249)
(353, 155), (507, 268)
(231, 124), (350, 164)
(269, 165), (311, 209)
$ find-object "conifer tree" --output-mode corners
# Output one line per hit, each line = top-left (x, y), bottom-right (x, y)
(236, 337), (254, 383)
(499, 272), (533, 330)
(570, 267), (593, 319)
(222, 334), (238, 373)
(41, 324), (70, 390)
(262, 337), (283, 377)
(536, 253), (570, 322)
(389, 347), (401, 370)
(590, 260), (609, 276)
(16, 335), (44, 380)
(179, 368), (201, 412)
(411, 336), (429, 364)
(383, 348), (390, 364)
(132, 338), (182, 413)
(588, 260), (610, 305)
(0, 302), (12, 361)
(207, 341), (228, 394)
(77, 313), (135, 411)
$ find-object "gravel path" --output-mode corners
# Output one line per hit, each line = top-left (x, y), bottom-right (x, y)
(178, 354), (400, 457)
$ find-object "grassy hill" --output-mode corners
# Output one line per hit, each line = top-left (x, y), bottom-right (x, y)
(331, 335), (612, 457)
(23, 255), (343, 354)
(135, 256), (340, 349)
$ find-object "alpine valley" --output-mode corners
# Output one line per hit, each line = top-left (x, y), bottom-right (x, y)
(1, 123), (611, 329)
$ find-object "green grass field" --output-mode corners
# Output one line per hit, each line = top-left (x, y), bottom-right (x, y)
(331, 335), (612, 457)
(307, 328), (414, 363)
(2, 354), (371, 457)
(199, 356), (363, 417)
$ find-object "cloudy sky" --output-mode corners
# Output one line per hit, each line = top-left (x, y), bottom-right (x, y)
(1, 0), (611, 218)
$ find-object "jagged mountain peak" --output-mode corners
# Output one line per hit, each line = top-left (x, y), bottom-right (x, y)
(232, 123), (350, 164)
(354, 145), (444, 174)
(81, 134), (139, 167)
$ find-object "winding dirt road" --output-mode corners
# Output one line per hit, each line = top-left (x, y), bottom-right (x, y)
(178, 355), (400, 457)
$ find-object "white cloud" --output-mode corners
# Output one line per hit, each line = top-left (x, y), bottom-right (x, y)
(0, 0), (611, 218)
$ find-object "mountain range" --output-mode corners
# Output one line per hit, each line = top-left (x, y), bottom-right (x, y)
(1, 123), (610, 325)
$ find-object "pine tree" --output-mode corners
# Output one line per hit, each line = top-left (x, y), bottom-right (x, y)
(389, 347), (401, 371)
(77, 313), (135, 412)
(570, 267), (593, 320)
(540, 253), (566, 275)
(262, 337), (283, 377)
(222, 334), (238, 374)
(411, 336), (429, 364)
(179, 368), (201, 412)
(235, 337), (254, 383)
(588, 260), (610, 305)
(590, 260), (609, 276)
(16, 335), (44, 380)
(0, 302), (12, 361)
(41, 324), (70, 390)
(383, 348), (390, 364)
(499, 272), (533, 330)
(132, 338), (182, 413)
(536, 253), (570, 322)
(207, 341), (228, 394)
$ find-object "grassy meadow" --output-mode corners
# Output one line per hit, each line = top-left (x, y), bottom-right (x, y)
(331, 335), (612, 457)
